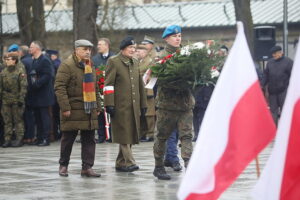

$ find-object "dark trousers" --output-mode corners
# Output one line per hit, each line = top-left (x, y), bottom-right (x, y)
(97, 113), (106, 141)
(165, 129), (179, 163)
(59, 130), (96, 169)
(193, 107), (206, 140)
(24, 105), (35, 139)
(52, 103), (61, 139)
(269, 90), (287, 124)
(33, 107), (51, 141)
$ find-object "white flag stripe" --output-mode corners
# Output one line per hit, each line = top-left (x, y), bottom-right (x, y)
(178, 22), (258, 199)
(251, 37), (300, 200)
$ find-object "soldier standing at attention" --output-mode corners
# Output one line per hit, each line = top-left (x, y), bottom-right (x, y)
(104, 36), (147, 172)
(1, 52), (27, 147)
(153, 25), (194, 180)
(136, 45), (155, 142)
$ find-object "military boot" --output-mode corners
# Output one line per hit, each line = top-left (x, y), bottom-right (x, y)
(153, 166), (171, 180)
(11, 139), (23, 147)
(2, 140), (11, 148)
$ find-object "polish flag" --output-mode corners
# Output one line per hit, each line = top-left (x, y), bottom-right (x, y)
(177, 22), (276, 200)
(251, 38), (300, 200)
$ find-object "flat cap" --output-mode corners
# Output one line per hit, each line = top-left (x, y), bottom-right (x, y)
(141, 35), (155, 45)
(8, 44), (19, 52)
(120, 36), (136, 50)
(162, 25), (181, 39)
(74, 39), (93, 48)
(270, 45), (282, 54)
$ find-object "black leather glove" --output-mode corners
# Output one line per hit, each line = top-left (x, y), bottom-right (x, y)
(141, 108), (147, 117)
(17, 102), (23, 107)
(105, 106), (115, 118)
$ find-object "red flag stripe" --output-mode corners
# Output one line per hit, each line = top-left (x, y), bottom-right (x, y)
(187, 81), (276, 200)
(280, 99), (300, 199)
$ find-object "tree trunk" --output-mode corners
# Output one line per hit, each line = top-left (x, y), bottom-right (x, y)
(16, 0), (46, 46)
(16, 0), (33, 45)
(32, 0), (47, 47)
(73, 0), (99, 53)
(233, 0), (254, 57)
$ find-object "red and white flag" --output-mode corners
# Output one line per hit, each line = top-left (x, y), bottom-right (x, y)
(251, 37), (300, 200)
(177, 22), (276, 200)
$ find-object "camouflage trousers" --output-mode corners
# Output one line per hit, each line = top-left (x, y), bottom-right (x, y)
(1, 104), (25, 141)
(153, 109), (193, 166)
(140, 115), (155, 139)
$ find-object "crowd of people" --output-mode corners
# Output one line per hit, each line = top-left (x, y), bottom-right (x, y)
(0, 24), (293, 180)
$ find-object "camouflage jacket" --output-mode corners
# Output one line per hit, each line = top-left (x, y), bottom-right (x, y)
(155, 44), (195, 111)
(0, 65), (27, 105)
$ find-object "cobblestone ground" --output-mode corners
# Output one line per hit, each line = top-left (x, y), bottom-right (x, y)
(0, 140), (272, 200)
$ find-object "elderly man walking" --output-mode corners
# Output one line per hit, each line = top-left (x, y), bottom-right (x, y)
(55, 39), (102, 177)
(104, 36), (147, 172)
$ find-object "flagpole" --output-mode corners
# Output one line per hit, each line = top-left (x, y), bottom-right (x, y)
(255, 157), (261, 178)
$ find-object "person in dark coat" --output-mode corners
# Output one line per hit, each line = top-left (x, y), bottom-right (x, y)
(28, 41), (55, 146)
(92, 38), (115, 143)
(104, 36), (147, 172)
(19, 45), (36, 144)
(264, 45), (293, 124)
(55, 39), (102, 178)
(46, 49), (62, 140)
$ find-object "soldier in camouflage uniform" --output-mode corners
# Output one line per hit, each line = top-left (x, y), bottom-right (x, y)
(153, 25), (194, 180)
(0, 52), (27, 147)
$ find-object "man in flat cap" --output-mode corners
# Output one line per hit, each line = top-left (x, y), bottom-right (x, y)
(104, 36), (147, 172)
(55, 39), (102, 177)
(153, 25), (194, 180)
(264, 45), (293, 124)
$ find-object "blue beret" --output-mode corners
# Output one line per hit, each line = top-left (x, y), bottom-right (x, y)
(162, 25), (181, 39)
(8, 44), (19, 52)
(270, 46), (282, 54)
(120, 36), (136, 50)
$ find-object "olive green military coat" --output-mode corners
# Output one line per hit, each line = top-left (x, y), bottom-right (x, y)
(54, 54), (102, 132)
(104, 52), (147, 144)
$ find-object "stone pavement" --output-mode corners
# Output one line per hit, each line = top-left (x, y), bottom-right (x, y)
(0, 140), (272, 200)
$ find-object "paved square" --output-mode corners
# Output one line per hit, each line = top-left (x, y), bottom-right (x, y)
(0, 140), (271, 200)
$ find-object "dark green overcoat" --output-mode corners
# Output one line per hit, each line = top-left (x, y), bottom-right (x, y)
(54, 54), (102, 132)
(104, 52), (147, 144)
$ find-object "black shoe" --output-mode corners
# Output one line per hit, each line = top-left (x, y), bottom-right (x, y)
(37, 139), (50, 146)
(115, 166), (132, 172)
(2, 140), (11, 148)
(11, 139), (23, 147)
(140, 137), (154, 142)
(153, 166), (171, 180)
(164, 160), (182, 171)
(127, 165), (139, 172)
(97, 138), (106, 143)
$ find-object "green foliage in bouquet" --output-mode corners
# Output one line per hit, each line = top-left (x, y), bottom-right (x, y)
(151, 44), (225, 91)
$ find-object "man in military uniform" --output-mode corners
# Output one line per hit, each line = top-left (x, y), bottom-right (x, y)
(0, 52), (27, 147)
(153, 25), (194, 180)
(136, 45), (155, 142)
(104, 36), (147, 172)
